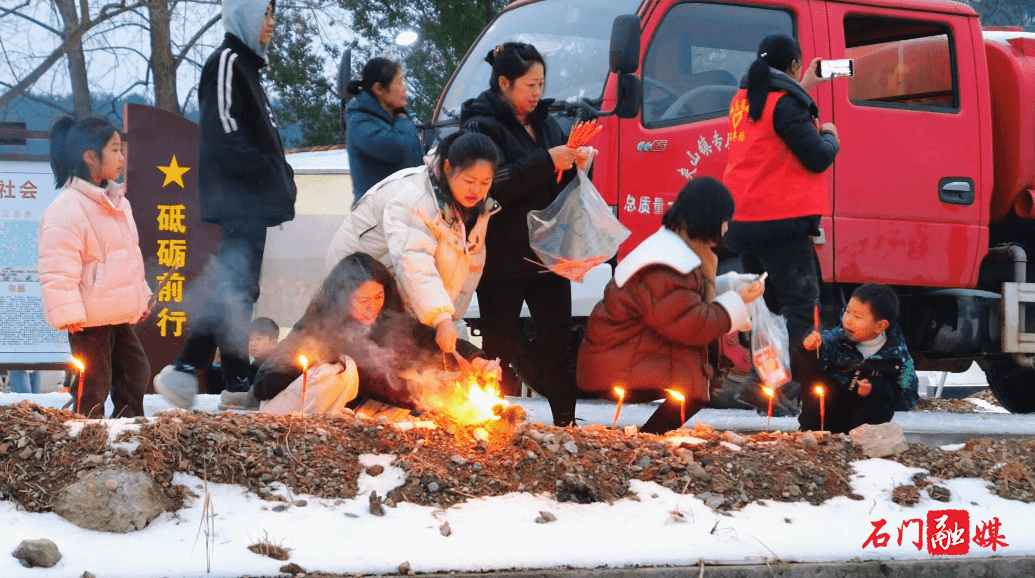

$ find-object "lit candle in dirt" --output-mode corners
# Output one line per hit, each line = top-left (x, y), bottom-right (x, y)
(762, 386), (775, 429)
(666, 388), (687, 426)
(70, 357), (85, 414)
(298, 355), (309, 413)
(611, 387), (625, 430)
(815, 385), (825, 431)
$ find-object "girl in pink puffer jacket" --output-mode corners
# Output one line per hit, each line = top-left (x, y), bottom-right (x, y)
(38, 117), (152, 418)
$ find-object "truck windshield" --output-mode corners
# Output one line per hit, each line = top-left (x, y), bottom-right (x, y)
(436, 0), (643, 121)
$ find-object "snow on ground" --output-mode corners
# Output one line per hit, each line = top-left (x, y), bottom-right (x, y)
(2, 370), (1032, 577)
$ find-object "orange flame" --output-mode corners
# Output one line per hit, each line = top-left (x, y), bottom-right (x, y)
(614, 386), (625, 399)
(298, 355), (309, 369)
(70, 357), (85, 371)
(665, 388), (685, 402)
(762, 386), (775, 398)
(814, 385), (824, 397)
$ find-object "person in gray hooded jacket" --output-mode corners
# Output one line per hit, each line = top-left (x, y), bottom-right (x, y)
(155, 0), (296, 410)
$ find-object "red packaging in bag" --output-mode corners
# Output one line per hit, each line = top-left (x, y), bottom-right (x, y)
(752, 344), (791, 387)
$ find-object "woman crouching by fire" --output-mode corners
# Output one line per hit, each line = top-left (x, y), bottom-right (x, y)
(325, 130), (502, 356)
(576, 178), (766, 434)
(252, 252), (496, 416)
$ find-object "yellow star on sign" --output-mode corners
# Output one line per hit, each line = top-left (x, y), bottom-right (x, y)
(157, 155), (191, 188)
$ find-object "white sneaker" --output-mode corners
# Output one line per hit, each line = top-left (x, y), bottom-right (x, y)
(153, 365), (197, 409)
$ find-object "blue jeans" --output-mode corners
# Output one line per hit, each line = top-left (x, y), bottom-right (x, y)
(9, 370), (41, 394)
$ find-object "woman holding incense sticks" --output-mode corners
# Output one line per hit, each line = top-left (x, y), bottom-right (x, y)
(577, 178), (765, 434)
(459, 42), (593, 425)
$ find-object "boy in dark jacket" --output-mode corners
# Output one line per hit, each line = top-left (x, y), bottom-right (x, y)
(155, 0), (296, 409)
(798, 283), (920, 434)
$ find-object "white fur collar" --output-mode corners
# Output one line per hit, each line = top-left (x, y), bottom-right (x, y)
(614, 227), (700, 288)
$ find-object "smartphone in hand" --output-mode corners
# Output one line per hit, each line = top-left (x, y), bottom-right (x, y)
(816, 59), (854, 78)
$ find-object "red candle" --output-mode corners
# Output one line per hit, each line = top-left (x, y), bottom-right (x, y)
(666, 389), (687, 426)
(70, 357), (85, 414)
(298, 355), (309, 413)
(762, 386), (775, 430)
(814, 304), (822, 358)
(815, 385), (826, 431)
(611, 387), (625, 430)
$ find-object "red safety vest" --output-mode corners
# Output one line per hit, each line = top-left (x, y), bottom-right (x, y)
(722, 89), (829, 222)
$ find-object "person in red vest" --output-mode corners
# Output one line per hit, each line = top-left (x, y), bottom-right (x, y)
(722, 34), (841, 411)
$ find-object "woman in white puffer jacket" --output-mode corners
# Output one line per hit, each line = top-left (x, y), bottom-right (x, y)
(326, 131), (502, 353)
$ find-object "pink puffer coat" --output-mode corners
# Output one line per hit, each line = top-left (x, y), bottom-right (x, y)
(39, 177), (151, 329)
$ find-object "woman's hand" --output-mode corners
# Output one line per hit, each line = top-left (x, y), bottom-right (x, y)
(548, 145), (581, 172)
(802, 330), (822, 351)
(799, 57), (830, 93)
(575, 146), (596, 171)
(435, 319), (458, 354)
(64, 324), (83, 334)
(737, 280), (765, 304)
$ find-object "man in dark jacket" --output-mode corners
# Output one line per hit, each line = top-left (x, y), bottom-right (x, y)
(155, 0), (296, 409)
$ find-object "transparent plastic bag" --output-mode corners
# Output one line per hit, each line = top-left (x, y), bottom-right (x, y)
(748, 299), (791, 387)
(527, 166), (630, 281)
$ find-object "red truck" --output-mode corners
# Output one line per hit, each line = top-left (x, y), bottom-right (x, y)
(429, 0), (1035, 412)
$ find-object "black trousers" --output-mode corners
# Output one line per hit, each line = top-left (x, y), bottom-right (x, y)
(477, 273), (577, 425)
(178, 221), (267, 386)
(68, 324), (150, 418)
(737, 233), (821, 350)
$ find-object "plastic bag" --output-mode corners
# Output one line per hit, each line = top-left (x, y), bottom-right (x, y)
(748, 299), (791, 387)
(527, 166), (630, 281)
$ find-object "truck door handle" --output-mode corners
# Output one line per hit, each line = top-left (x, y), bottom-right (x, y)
(939, 177), (974, 205)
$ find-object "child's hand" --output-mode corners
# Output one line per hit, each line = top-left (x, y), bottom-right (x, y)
(857, 379), (872, 397)
(802, 331), (822, 351)
(64, 323), (83, 334)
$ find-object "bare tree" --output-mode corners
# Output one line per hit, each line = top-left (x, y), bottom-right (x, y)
(0, 0), (144, 116)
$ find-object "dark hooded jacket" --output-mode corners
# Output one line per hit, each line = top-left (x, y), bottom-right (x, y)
(345, 90), (425, 203)
(460, 90), (577, 280)
(197, 5), (296, 226)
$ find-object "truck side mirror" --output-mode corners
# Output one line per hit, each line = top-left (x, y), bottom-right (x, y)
(614, 75), (641, 119)
(609, 15), (641, 74)
(337, 40), (359, 140)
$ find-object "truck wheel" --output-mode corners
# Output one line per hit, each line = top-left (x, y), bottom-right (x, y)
(984, 359), (1035, 413)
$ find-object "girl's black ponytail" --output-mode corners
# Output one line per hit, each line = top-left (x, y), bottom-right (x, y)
(49, 117), (77, 188)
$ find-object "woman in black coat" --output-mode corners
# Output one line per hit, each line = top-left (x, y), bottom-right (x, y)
(460, 42), (592, 426)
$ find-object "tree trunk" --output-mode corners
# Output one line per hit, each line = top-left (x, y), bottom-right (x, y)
(148, 0), (179, 114)
(54, 0), (92, 117)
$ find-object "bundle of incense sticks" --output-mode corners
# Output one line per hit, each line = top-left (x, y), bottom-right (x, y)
(557, 119), (603, 182)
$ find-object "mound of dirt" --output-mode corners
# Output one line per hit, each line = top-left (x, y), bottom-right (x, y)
(1, 401), (1033, 517)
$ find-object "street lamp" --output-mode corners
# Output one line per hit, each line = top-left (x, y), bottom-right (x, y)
(395, 30), (418, 47)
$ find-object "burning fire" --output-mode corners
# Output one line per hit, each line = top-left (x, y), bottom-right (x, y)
(460, 373), (509, 424)
(70, 357), (85, 371)
(762, 386), (774, 398)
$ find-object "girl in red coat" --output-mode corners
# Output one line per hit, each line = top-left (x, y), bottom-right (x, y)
(577, 177), (765, 434)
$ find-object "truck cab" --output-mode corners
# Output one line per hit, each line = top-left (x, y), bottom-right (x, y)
(432, 0), (1035, 412)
